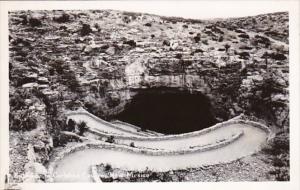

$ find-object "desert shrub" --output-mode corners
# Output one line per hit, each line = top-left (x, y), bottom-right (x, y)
(90, 85), (98, 93)
(236, 51), (250, 60)
(101, 177), (113, 182)
(49, 59), (80, 92)
(148, 172), (158, 181)
(49, 59), (68, 75)
(130, 142), (135, 147)
(260, 130), (289, 181)
(262, 134), (289, 156)
(194, 33), (201, 43)
(212, 27), (224, 34)
(144, 23), (152, 27)
(269, 53), (287, 60)
(50, 116), (68, 147)
(58, 132), (82, 145)
(224, 44), (231, 52)
(94, 23), (100, 30)
(272, 157), (286, 167)
(9, 110), (37, 131)
(202, 39), (209, 45)
(254, 35), (271, 48)
(29, 17), (42, 27)
(194, 48), (204, 53)
(218, 36), (224, 42)
(235, 29), (245, 33)
(62, 71), (80, 92)
(175, 53), (182, 59)
(122, 16), (131, 24)
(238, 33), (250, 39)
(105, 135), (115, 143)
(160, 173), (172, 182)
(162, 40), (170, 46)
(269, 168), (289, 181)
(22, 113), (38, 130)
(78, 121), (88, 136)
(53, 13), (70, 23)
(239, 45), (253, 50)
(247, 74), (285, 122)
(9, 89), (31, 111)
(123, 39), (136, 47)
(80, 23), (92, 36)
(104, 164), (112, 172)
(66, 119), (76, 132)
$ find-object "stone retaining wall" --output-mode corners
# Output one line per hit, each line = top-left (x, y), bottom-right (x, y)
(111, 120), (163, 136)
(87, 118), (247, 142)
(47, 111), (272, 182)
(67, 108), (246, 141)
(47, 130), (243, 182)
(240, 120), (275, 141)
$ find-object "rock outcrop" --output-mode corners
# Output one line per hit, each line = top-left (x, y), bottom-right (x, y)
(8, 10), (289, 182)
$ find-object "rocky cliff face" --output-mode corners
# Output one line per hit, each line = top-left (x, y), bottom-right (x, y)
(8, 10), (289, 181)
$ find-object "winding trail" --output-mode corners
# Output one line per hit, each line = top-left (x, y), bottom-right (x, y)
(51, 110), (270, 182)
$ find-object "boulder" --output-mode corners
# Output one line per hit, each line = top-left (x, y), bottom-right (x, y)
(248, 75), (263, 82)
(105, 46), (116, 55)
(37, 77), (49, 84)
(24, 99), (33, 105)
(170, 40), (179, 50)
(275, 77), (287, 86)
(22, 82), (38, 88)
(271, 93), (288, 102)
(38, 84), (49, 89)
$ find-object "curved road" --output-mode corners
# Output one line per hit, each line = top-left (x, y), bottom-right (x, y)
(52, 112), (269, 182)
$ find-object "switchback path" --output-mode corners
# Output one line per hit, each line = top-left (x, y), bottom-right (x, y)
(52, 110), (270, 182)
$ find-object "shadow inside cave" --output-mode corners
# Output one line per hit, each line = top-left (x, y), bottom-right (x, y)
(114, 87), (217, 134)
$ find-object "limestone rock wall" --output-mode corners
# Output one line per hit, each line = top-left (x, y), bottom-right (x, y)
(8, 9), (289, 182)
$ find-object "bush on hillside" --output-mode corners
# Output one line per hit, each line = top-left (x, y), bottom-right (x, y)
(78, 121), (88, 136)
(80, 23), (92, 36)
(53, 13), (70, 23)
(105, 135), (115, 143)
(66, 119), (76, 132)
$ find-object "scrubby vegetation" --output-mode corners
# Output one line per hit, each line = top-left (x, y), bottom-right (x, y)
(78, 121), (88, 136)
(105, 135), (115, 143)
(261, 131), (289, 181)
(8, 9), (289, 182)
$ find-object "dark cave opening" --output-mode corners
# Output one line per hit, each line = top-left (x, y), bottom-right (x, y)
(114, 87), (217, 134)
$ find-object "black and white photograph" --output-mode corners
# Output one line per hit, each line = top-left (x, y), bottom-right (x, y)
(0, 0), (299, 189)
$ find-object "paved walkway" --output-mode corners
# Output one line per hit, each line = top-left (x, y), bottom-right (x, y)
(53, 111), (268, 182)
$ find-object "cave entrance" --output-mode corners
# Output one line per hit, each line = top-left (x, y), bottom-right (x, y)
(114, 87), (217, 134)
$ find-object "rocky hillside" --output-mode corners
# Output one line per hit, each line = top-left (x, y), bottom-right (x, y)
(8, 10), (289, 182)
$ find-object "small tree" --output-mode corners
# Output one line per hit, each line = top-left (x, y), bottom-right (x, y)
(224, 44), (231, 53)
(78, 121), (88, 136)
(194, 33), (201, 43)
(130, 142), (135, 147)
(80, 23), (92, 36)
(66, 119), (76, 132)
(262, 51), (269, 61)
